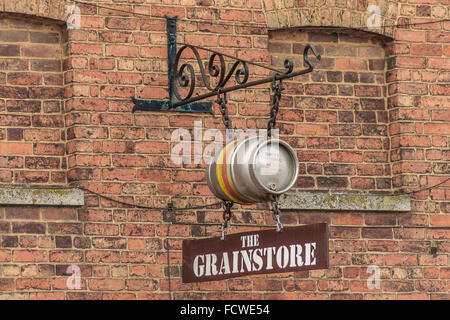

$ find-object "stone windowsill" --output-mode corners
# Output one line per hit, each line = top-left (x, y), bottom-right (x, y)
(0, 187), (84, 207)
(279, 192), (410, 212)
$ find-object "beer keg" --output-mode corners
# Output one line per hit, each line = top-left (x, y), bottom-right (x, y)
(206, 136), (299, 204)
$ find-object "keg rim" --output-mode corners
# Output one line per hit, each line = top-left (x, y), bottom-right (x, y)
(229, 136), (262, 203)
(249, 138), (299, 195)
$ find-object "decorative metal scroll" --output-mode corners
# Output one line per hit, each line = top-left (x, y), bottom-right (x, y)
(132, 15), (321, 112)
(132, 15), (215, 114)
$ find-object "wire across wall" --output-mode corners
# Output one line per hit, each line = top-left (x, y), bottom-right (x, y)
(71, 0), (450, 33)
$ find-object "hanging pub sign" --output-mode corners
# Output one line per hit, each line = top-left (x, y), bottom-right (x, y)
(182, 223), (329, 283)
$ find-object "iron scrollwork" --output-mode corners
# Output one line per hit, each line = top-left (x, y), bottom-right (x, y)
(170, 43), (320, 108)
(132, 15), (321, 112)
(172, 44), (250, 102)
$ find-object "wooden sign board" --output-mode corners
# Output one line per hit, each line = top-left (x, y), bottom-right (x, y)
(182, 223), (329, 283)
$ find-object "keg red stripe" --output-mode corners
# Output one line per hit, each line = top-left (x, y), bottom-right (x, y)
(220, 140), (251, 204)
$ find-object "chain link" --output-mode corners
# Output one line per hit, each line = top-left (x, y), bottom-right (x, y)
(267, 78), (284, 138)
(221, 200), (234, 240)
(216, 89), (232, 130)
(270, 195), (283, 232)
(216, 90), (234, 240)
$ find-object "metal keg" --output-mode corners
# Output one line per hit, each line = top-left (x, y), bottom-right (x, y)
(206, 136), (299, 204)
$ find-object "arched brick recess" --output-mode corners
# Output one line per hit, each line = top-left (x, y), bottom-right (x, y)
(264, 0), (399, 39)
(269, 28), (392, 192)
(0, 12), (67, 185)
(0, 0), (66, 22)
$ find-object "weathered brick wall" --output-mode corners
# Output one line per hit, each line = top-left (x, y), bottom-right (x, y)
(0, 14), (66, 185)
(270, 28), (391, 191)
(0, 0), (448, 300)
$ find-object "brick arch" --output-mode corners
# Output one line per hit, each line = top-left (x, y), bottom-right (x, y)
(0, 0), (67, 22)
(263, 0), (398, 39)
(0, 11), (67, 185)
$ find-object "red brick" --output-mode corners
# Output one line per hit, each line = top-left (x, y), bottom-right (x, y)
(355, 85), (381, 97)
(108, 72), (142, 84)
(393, 83), (428, 95)
(171, 171), (202, 183)
(89, 279), (124, 291)
(7, 72), (41, 85)
(13, 250), (47, 262)
(306, 137), (338, 149)
(427, 31), (450, 43)
(112, 155), (146, 167)
(121, 251), (155, 263)
(428, 58), (450, 69)
(72, 71), (107, 84)
(0, 85), (29, 98)
(86, 250), (121, 263)
(136, 87), (167, 99)
(100, 85), (135, 98)
(106, 45), (139, 57)
(126, 279), (158, 291)
(102, 168), (136, 181)
(418, 254), (448, 266)
(105, 17), (139, 30)
(253, 279), (283, 291)
(395, 56), (426, 68)
(305, 110), (337, 122)
(0, 248), (11, 262)
(16, 278), (51, 290)
(410, 44), (442, 56)
(395, 30), (426, 42)
(424, 123), (450, 135)
(219, 9), (252, 22)
(49, 250), (83, 262)
(135, 141), (169, 154)
(184, 34), (218, 47)
(70, 43), (103, 55)
(151, 6), (186, 18)
(335, 58), (367, 70)
(0, 279), (14, 291)
(84, 223), (119, 236)
(296, 123), (328, 135)
(331, 151), (363, 163)
(305, 84), (337, 95)
(0, 44), (20, 56)
(219, 36), (252, 48)
(0, 142), (32, 155)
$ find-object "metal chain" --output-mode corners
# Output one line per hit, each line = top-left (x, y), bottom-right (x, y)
(270, 195), (283, 232)
(221, 200), (234, 240)
(267, 78), (284, 138)
(216, 89), (232, 130)
(268, 79), (284, 232)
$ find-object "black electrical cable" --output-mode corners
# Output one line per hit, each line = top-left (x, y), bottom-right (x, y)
(71, 0), (268, 31)
(73, 174), (450, 211)
(395, 177), (450, 195)
(74, 184), (222, 211)
(71, 0), (450, 33)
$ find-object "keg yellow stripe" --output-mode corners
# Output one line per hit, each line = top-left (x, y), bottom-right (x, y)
(216, 140), (243, 204)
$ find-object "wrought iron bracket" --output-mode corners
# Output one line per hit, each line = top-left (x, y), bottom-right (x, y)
(132, 15), (321, 113)
(132, 15), (214, 114)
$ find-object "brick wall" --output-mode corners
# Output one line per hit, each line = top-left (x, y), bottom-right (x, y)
(270, 28), (391, 192)
(0, 14), (66, 185)
(0, 0), (448, 300)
